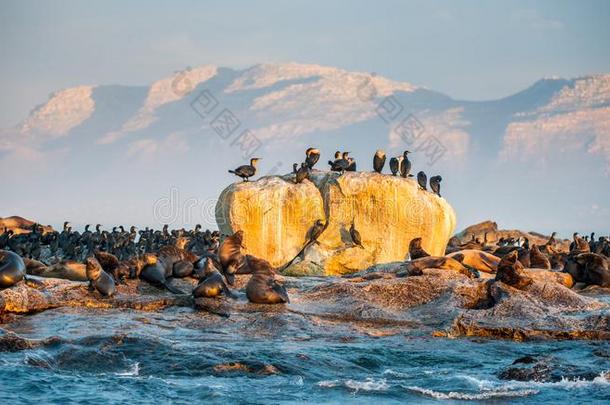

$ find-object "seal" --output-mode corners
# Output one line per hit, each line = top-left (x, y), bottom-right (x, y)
(139, 254), (185, 294)
(39, 260), (88, 281)
(495, 250), (533, 290)
(565, 253), (610, 287)
(85, 256), (116, 297)
(192, 258), (237, 299)
(528, 244), (551, 269)
(228, 157), (261, 182)
(397, 256), (473, 278)
(409, 237), (430, 259)
(373, 150), (386, 173)
(0, 249), (26, 288)
(241, 255), (289, 304)
(218, 230), (246, 285)
(94, 251), (123, 283)
(447, 249), (500, 273)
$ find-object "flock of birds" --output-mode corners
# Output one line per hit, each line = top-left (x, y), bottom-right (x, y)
(228, 148), (443, 197)
(0, 222), (219, 262)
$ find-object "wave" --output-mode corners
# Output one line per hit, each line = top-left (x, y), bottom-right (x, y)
(405, 386), (539, 400)
(459, 371), (610, 390)
(116, 362), (140, 377)
(318, 378), (389, 392)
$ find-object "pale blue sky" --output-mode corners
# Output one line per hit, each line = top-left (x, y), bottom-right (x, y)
(1, 0), (609, 127)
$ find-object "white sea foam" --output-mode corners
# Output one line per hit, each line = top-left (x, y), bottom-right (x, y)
(405, 386), (539, 400)
(116, 362), (140, 376)
(459, 371), (610, 391)
(318, 378), (389, 392)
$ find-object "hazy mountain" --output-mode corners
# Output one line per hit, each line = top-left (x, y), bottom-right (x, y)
(1, 63), (608, 235)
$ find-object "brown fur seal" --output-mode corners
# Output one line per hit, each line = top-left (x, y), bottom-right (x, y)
(157, 245), (198, 278)
(495, 251), (532, 290)
(85, 257), (116, 297)
(397, 256), (473, 278)
(138, 254), (185, 294)
(409, 237), (430, 260)
(565, 253), (610, 287)
(241, 255), (289, 304)
(40, 260), (88, 281)
(447, 249), (500, 273)
(192, 258), (237, 299)
(528, 245), (551, 269)
(0, 249), (27, 288)
(94, 251), (124, 283)
(570, 236), (590, 254)
(23, 258), (48, 275)
(218, 230), (246, 284)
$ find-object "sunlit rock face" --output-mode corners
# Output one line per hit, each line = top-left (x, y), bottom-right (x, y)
(215, 171), (457, 275)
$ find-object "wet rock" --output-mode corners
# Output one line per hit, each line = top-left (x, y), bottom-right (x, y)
(450, 281), (609, 341)
(498, 355), (601, 383)
(0, 277), (195, 319)
(0, 330), (61, 352)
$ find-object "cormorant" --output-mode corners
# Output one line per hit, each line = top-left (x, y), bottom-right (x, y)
(417, 171), (427, 190)
(429, 175), (442, 196)
(228, 158), (261, 181)
(373, 150), (386, 173)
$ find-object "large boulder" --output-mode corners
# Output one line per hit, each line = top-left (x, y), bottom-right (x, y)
(216, 171), (457, 275)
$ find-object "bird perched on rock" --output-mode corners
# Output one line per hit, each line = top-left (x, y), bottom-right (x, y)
(308, 220), (326, 244)
(349, 222), (363, 248)
(373, 150), (386, 173)
(346, 156), (357, 171)
(389, 157), (400, 176)
(400, 150), (413, 178)
(228, 158), (261, 182)
(417, 171), (427, 190)
(329, 152), (351, 173)
(295, 162), (310, 184)
(430, 175), (442, 196)
(305, 148), (320, 169)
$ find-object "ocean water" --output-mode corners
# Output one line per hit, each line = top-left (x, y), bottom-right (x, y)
(1, 305), (609, 404)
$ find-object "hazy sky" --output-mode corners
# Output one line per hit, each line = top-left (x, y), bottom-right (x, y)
(1, 0), (609, 128)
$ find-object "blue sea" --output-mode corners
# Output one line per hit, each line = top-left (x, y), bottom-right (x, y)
(1, 304), (609, 404)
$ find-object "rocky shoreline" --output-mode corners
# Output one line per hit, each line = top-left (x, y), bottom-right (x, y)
(2, 263), (608, 343)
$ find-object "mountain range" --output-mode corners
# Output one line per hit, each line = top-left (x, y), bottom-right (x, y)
(1, 63), (608, 235)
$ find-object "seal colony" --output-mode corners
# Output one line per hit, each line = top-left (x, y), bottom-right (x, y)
(1, 147), (609, 339)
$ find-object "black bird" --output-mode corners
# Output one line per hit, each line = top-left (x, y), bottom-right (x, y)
(373, 150), (386, 173)
(292, 163), (298, 174)
(417, 171), (427, 190)
(308, 219), (326, 244)
(305, 148), (320, 169)
(346, 157), (357, 172)
(329, 152), (350, 173)
(350, 222), (363, 248)
(228, 158), (261, 181)
(389, 157), (400, 176)
(295, 162), (310, 184)
(429, 175), (442, 196)
(400, 150), (413, 178)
